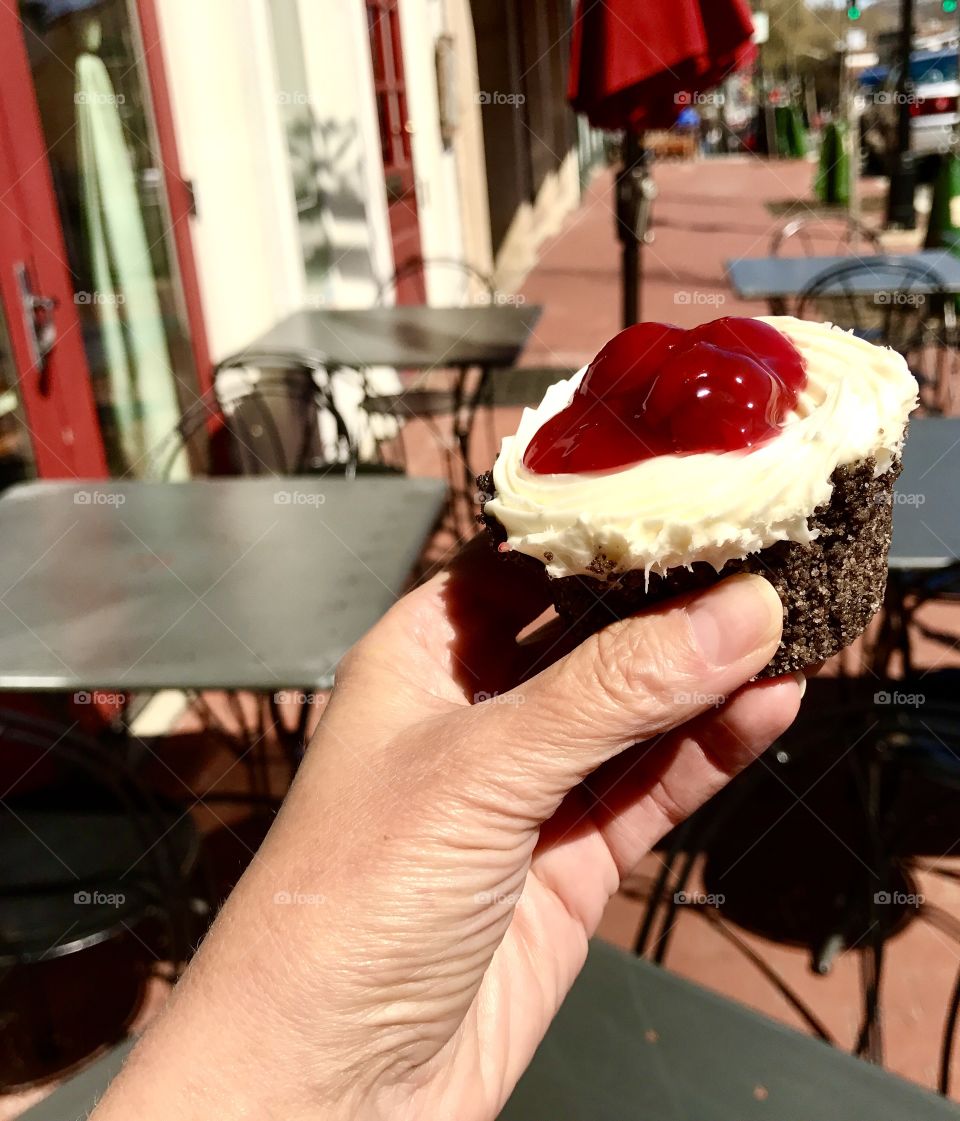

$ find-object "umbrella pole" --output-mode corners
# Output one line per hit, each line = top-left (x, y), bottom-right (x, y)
(618, 130), (655, 328)
(621, 130), (641, 327)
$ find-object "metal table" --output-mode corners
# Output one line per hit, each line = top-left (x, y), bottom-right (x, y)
(726, 250), (960, 309)
(232, 306), (542, 506)
(890, 415), (960, 570)
(875, 415), (960, 674)
(499, 940), (960, 1120)
(241, 306), (542, 370)
(0, 476), (445, 692)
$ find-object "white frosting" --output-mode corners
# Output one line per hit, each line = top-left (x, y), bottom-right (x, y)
(486, 317), (918, 579)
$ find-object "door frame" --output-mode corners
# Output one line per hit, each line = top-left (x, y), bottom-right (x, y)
(0, 11), (107, 478)
(134, 0), (213, 398)
(0, 0), (214, 479)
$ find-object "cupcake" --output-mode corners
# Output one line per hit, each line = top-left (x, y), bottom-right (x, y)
(479, 316), (918, 676)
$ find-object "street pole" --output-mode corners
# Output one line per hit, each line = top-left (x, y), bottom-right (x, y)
(617, 131), (656, 328)
(885, 0), (916, 228)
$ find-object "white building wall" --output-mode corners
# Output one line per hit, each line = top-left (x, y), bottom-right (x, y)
(154, 0), (303, 360)
(290, 0), (393, 308)
(157, 0), (490, 340)
(397, 0), (467, 304)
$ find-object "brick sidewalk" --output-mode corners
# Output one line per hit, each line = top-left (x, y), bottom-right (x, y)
(518, 156), (892, 367)
(513, 157), (960, 1100)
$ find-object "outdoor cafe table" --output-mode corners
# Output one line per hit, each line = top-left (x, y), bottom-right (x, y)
(19, 939), (960, 1120)
(233, 305), (543, 488)
(725, 249), (960, 313)
(890, 415), (960, 570)
(498, 939), (960, 1120)
(0, 476), (445, 693)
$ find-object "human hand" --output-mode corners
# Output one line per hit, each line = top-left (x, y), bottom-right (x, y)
(93, 536), (801, 1121)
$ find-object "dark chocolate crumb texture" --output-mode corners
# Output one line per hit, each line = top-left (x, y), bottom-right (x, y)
(479, 455), (901, 678)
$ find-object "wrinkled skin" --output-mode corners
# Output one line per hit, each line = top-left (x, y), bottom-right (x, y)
(93, 537), (801, 1121)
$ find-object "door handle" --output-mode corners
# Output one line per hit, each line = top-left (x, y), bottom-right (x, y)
(14, 263), (58, 373)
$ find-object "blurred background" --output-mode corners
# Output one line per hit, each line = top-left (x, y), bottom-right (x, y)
(5, 0), (960, 1118)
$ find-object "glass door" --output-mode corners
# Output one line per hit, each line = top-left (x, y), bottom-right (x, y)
(0, 0), (210, 477)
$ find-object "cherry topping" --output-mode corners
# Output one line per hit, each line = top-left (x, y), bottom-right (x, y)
(522, 316), (807, 474)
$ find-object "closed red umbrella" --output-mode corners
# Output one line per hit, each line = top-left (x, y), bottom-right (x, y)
(569, 0), (756, 130)
(568, 0), (757, 326)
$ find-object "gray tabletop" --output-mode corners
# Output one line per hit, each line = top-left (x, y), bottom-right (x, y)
(234, 305), (543, 370)
(0, 477), (445, 692)
(499, 940), (960, 1121)
(890, 416), (960, 570)
(726, 250), (960, 301)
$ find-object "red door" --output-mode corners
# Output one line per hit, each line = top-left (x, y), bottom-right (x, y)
(366, 0), (426, 303)
(0, 42), (106, 479)
(0, 0), (211, 479)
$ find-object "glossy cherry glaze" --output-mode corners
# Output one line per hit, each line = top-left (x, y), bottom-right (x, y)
(522, 317), (807, 474)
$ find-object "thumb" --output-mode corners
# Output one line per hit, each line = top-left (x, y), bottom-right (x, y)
(461, 574), (784, 815)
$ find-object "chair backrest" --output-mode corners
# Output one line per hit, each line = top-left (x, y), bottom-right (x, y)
(375, 256), (497, 308)
(145, 361), (355, 480)
(796, 257), (957, 409)
(771, 216), (883, 258)
(214, 360), (355, 477)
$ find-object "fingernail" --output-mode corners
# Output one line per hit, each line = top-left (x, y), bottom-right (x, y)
(687, 576), (783, 666)
(793, 671), (807, 699)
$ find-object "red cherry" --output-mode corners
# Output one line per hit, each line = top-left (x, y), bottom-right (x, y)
(521, 316), (807, 474)
(692, 317), (806, 404)
(579, 322), (685, 399)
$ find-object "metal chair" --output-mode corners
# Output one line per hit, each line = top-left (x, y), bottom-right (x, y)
(147, 353), (404, 481)
(770, 215), (883, 258)
(0, 708), (205, 1085)
(370, 257), (503, 535)
(374, 256), (496, 308)
(0, 709), (202, 969)
(796, 256), (958, 413)
(631, 673), (960, 1081)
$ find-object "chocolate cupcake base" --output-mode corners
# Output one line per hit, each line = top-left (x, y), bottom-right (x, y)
(479, 457), (900, 677)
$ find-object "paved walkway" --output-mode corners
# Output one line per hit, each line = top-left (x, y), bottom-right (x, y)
(519, 156), (895, 367)
(513, 156), (960, 1099)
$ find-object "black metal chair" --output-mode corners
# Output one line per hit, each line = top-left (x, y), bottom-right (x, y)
(796, 255), (959, 414)
(630, 673), (960, 1084)
(0, 709), (202, 967)
(369, 257), (504, 536)
(148, 353), (404, 481)
(770, 216), (883, 259)
(374, 256), (497, 308)
(0, 708), (204, 1080)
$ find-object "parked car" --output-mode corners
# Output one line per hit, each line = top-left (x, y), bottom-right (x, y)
(861, 47), (959, 177)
